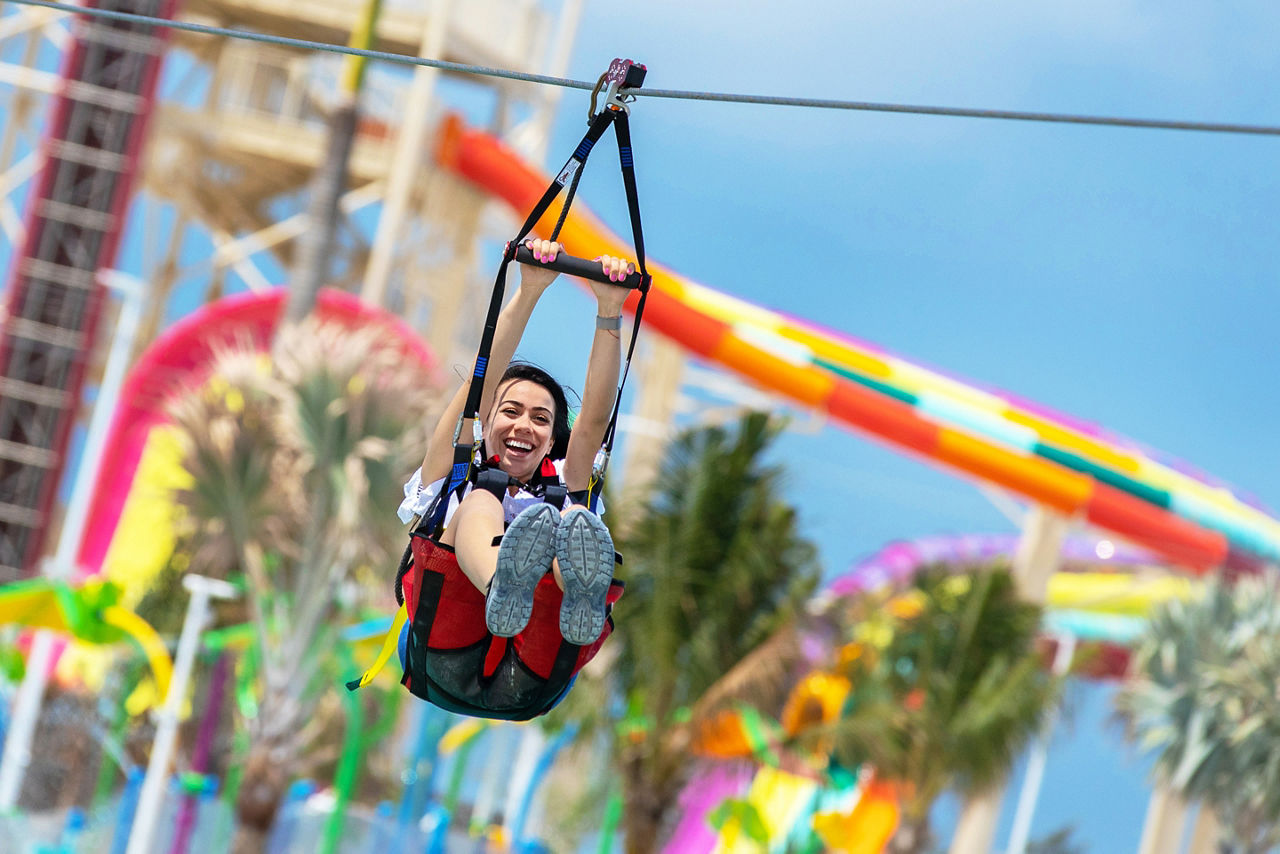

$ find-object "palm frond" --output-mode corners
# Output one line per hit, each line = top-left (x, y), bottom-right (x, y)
(1116, 573), (1280, 851)
(821, 564), (1058, 818)
(598, 411), (823, 840)
(687, 624), (805, 727)
(165, 315), (441, 780)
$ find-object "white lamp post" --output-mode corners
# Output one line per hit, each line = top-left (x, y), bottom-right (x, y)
(125, 573), (238, 854)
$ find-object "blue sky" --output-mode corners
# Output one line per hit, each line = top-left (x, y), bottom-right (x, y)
(507, 1), (1278, 850)
(3, 0), (1278, 849)
(508, 0), (1280, 573)
(528, 0), (1280, 563)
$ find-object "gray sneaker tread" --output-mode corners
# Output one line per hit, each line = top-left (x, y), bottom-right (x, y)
(486, 503), (557, 637)
(556, 508), (615, 645)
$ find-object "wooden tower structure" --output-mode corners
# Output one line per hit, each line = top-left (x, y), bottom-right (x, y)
(0, 0), (568, 579)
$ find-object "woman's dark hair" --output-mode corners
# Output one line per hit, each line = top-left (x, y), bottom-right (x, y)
(486, 361), (572, 460)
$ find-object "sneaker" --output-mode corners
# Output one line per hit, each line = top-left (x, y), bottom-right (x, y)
(486, 503), (558, 637)
(555, 507), (616, 645)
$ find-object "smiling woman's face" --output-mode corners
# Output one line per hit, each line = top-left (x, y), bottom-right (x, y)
(485, 379), (557, 483)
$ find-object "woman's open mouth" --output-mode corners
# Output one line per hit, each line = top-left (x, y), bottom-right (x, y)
(504, 439), (534, 459)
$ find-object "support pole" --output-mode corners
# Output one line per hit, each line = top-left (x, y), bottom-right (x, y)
(469, 723), (509, 833)
(501, 724), (545, 844)
(1186, 803), (1221, 854)
(1011, 504), (1070, 605)
(514, 0), (584, 165)
(949, 503), (1070, 854)
(1005, 633), (1077, 854)
(125, 574), (238, 854)
(949, 788), (1002, 854)
(615, 336), (683, 533)
(1136, 785), (1188, 854)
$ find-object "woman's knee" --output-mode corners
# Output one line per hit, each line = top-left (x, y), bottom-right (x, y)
(440, 489), (503, 547)
(459, 487), (504, 517)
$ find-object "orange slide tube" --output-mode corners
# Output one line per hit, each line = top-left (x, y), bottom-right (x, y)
(433, 116), (1229, 573)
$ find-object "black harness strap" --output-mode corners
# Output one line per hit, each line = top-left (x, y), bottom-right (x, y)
(588, 107), (652, 513)
(530, 636), (585, 714)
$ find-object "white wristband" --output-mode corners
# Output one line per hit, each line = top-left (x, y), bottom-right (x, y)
(596, 314), (622, 331)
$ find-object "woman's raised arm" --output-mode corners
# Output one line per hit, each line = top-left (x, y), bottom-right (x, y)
(562, 254), (633, 493)
(420, 239), (564, 484)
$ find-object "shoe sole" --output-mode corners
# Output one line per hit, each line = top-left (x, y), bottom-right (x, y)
(556, 508), (615, 645)
(486, 503), (557, 637)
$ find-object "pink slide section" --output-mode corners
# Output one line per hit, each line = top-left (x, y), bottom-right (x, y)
(76, 289), (436, 575)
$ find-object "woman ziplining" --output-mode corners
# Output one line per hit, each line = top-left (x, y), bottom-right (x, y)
(394, 240), (634, 716)
(348, 59), (653, 720)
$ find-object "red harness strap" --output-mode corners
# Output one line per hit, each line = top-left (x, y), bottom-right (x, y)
(403, 535), (621, 695)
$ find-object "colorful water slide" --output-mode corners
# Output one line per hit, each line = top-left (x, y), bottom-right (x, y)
(434, 115), (1280, 575)
(826, 535), (1195, 623)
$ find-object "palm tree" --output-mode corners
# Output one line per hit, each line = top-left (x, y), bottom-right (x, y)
(167, 318), (436, 852)
(561, 411), (821, 853)
(812, 566), (1059, 854)
(1116, 574), (1280, 854)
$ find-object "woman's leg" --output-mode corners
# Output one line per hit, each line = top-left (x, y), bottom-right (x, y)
(555, 506), (616, 645)
(439, 489), (505, 593)
(444, 496), (590, 594)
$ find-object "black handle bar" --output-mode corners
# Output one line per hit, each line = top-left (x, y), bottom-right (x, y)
(513, 244), (644, 290)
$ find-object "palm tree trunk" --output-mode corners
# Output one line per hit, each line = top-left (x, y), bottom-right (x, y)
(620, 751), (684, 854)
(285, 98), (358, 325)
(889, 814), (932, 854)
(230, 823), (271, 854)
(231, 742), (293, 854)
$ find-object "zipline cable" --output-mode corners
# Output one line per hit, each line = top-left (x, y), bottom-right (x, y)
(8, 0), (1280, 138)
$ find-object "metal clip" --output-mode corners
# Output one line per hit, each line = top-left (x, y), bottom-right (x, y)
(591, 447), (611, 482)
(590, 58), (647, 118)
(450, 415), (484, 454)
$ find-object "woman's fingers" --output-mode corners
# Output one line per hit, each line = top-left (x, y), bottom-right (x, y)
(524, 238), (561, 263)
(596, 254), (635, 282)
(524, 243), (634, 281)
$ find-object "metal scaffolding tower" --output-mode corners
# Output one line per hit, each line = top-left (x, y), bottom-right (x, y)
(0, 0), (174, 580)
